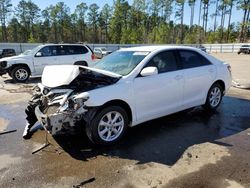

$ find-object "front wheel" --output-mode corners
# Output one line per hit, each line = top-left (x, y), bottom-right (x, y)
(86, 106), (128, 145)
(203, 83), (223, 111)
(11, 66), (30, 82)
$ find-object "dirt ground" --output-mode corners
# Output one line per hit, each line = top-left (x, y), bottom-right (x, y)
(0, 53), (250, 188)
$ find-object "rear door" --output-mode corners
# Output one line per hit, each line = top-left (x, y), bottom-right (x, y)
(177, 50), (216, 108)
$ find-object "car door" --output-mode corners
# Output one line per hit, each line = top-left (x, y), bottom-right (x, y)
(177, 50), (217, 109)
(133, 50), (184, 123)
(33, 46), (59, 75)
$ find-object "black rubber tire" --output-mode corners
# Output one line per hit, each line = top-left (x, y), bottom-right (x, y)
(74, 61), (88, 66)
(203, 83), (223, 111)
(11, 66), (30, 82)
(86, 106), (128, 145)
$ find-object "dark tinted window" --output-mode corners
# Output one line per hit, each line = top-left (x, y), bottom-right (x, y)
(38, 46), (58, 56)
(179, 50), (211, 69)
(67, 45), (88, 55)
(57, 45), (68, 55)
(146, 51), (178, 73)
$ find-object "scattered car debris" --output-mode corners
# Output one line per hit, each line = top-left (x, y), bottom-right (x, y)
(232, 80), (250, 89)
(32, 143), (50, 154)
(72, 177), (96, 188)
(0, 129), (17, 135)
(32, 131), (51, 154)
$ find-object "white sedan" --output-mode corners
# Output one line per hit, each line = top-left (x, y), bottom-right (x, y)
(24, 46), (232, 145)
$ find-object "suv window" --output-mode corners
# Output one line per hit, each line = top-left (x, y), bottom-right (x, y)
(178, 50), (211, 69)
(67, 45), (88, 55)
(146, 51), (179, 73)
(57, 45), (68, 55)
(38, 46), (58, 56)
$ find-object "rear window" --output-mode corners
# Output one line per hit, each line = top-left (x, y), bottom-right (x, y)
(67, 45), (89, 55)
(179, 50), (211, 69)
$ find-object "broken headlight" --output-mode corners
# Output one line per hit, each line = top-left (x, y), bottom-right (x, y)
(67, 92), (90, 111)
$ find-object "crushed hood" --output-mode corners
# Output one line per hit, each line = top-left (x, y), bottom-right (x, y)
(42, 65), (121, 88)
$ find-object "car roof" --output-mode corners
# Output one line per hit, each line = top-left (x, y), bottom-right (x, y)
(40, 43), (87, 47)
(119, 45), (201, 52)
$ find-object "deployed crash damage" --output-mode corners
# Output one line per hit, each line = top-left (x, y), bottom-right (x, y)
(23, 65), (120, 139)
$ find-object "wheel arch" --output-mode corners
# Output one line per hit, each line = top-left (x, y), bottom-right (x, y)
(74, 61), (88, 66)
(9, 64), (31, 74)
(99, 99), (133, 124)
(212, 80), (225, 94)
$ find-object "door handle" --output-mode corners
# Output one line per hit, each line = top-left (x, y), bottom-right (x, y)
(175, 75), (183, 80)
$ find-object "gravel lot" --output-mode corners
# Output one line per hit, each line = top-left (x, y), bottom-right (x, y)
(0, 53), (250, 188)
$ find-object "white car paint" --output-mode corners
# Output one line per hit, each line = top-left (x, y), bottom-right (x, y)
(42, 46), (232, 127)
(0, 44), (93, 76)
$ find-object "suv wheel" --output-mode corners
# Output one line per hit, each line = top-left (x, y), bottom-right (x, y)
(11, 66), (30, 82)
(203, 83), (223, 111)
(86, 106), (128, 145)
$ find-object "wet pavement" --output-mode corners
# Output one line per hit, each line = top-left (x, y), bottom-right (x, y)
(0, 53), (250, 188)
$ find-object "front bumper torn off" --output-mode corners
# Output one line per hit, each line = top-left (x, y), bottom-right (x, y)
(35, 106), (69, 135)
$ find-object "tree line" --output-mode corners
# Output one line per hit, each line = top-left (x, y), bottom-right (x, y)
(0, 0), (249, 44)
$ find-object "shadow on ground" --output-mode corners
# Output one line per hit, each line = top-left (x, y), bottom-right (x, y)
(3, 76), (41, 84)
(51, 95), (250, 166)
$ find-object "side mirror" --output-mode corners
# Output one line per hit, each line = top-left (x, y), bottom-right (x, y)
(140, 67), (158, 77)
(35, 52), (42, 57)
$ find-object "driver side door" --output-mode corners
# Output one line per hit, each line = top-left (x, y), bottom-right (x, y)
(33, 46), (59, 75)
(133, 50), (184, 124)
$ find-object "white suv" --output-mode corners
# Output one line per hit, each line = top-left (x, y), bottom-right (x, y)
(24, 46), (232, 145)
(0, 44), (94, 82)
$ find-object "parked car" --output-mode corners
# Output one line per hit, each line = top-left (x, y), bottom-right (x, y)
(195, 45), (207, 52)
(0, 44), (94, 82)
(94, 47), (112, 58)
(238, 45), (250, 54)
(23, 46), (232, 145)
(0, 48), (16, 58)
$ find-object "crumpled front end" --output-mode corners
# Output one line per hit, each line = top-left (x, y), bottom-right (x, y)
(26, 83), (89, 135)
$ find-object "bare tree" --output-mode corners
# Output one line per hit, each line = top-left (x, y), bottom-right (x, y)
(0, 0), (12, 41)
(188, 0), (196, 29)
(238, 0), (250, 42)
(226, 0), (234, 42)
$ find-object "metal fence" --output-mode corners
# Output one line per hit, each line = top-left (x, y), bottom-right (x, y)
(0, 42), (248, 54)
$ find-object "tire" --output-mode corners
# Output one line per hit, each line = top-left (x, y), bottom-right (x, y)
(74, 61), (88, 66)
(11, 66), (30, 82)
(203, 83), (223, 111)
(86, 106), (128, 145)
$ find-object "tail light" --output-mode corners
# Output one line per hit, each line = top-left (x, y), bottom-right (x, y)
(227, 65), (231, 73)
(91, 53), (96, 60)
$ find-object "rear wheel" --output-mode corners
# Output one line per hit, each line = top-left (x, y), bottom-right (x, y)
(203, 83), (223, 111)
(86, 106), (128, 145)
(11, 66), (30, 82)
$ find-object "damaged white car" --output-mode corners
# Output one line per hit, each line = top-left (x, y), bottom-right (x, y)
(24, 46), (232, 145)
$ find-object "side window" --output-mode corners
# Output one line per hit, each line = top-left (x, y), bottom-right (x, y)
(146, 51), (178, 73)
(57, 45), (69, 55)
(38, 46), (52, 57)
(75, 46), (88, 54)
(179, 50), (211, 69)
(66, 46), (88, 55)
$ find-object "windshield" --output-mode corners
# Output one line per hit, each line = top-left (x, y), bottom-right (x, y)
(22, 46), (41, 55)
(93, 51), (149, 76)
